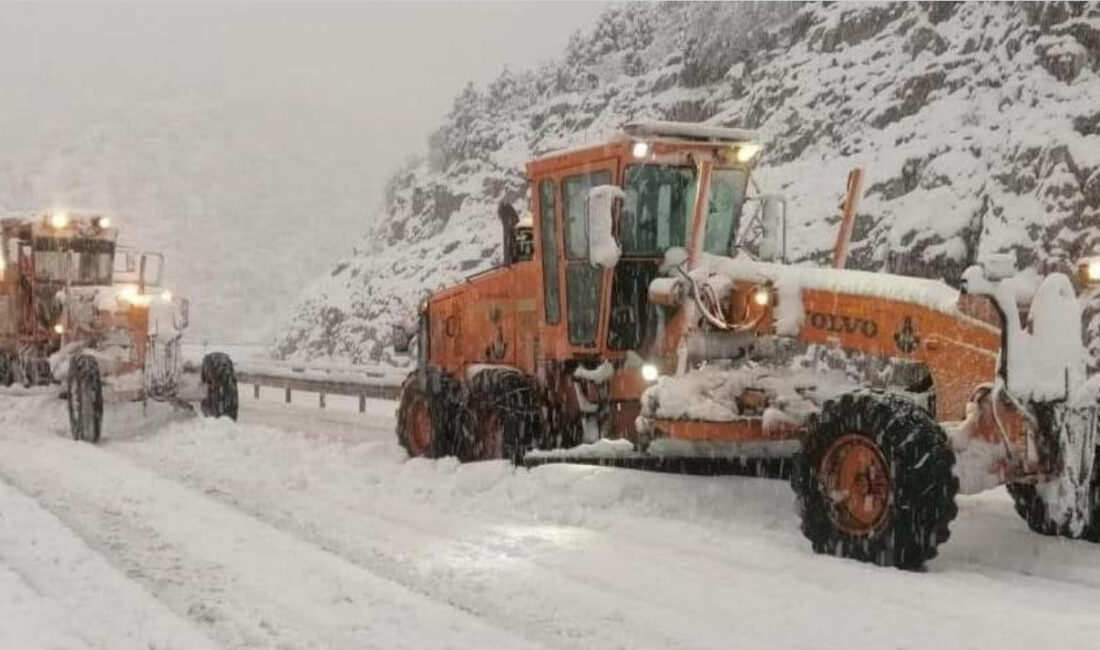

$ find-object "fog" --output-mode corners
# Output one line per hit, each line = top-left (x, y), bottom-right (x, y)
(0, 2), (607, 342)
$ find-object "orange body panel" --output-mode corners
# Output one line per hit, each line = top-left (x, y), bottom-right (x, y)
(793, 289), (999, 421)
(427, 261), (541, 379)
(650, 286), (1000, 445)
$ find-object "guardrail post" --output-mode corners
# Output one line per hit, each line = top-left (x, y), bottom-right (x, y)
(319, 393), (326, 409)
(285, 387), (292, 404)
(359, 394), (366, 413)
(253, 384), (260, 400)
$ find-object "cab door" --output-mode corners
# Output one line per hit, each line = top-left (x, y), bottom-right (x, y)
(557, 161), (617, 353)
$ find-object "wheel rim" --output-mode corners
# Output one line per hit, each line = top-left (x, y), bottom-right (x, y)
(479, 409), (504, 460)
(406, 394), (433, 456)
(820, 433), (891, 536)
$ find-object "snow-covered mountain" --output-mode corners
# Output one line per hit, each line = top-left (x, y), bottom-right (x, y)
(275, 1), (1100, 368)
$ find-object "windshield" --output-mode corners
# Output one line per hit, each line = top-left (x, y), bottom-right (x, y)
(621, 164), (749, 257)
(607, 165), (750, 351)
(704, 168), (749, 256)
(33, 237), (115, 285)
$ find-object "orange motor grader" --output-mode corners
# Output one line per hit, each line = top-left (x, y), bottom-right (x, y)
(0, 212), (239, 443)
(396, 121), (1100, 569)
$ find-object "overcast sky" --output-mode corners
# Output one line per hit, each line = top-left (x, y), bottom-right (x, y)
(0, 1), (610, 201)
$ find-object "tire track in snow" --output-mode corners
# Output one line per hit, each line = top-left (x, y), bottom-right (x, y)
(117, 405), (795, 649)
(0, 413), (543, 650)
(0, 475), (219, 650)
(108, 405), (1100, 650)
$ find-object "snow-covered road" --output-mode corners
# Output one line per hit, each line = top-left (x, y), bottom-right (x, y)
(2, 391), (1100, 649)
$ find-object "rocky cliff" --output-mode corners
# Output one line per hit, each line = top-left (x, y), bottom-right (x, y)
(275, 1), (1100, 368)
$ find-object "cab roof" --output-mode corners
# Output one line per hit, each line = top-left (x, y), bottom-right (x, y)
(622, 121), (756, 143)
(525, 120), (758, 177)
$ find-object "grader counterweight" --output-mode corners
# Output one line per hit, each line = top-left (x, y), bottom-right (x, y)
(395, 121), (1100, 569)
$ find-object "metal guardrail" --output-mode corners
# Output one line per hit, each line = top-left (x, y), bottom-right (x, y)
(235, 365), (405, 412)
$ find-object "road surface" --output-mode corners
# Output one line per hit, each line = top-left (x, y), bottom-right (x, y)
(1, 388), (1099, 649)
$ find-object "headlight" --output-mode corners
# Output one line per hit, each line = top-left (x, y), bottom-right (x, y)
(160, 290), (173, 302)
(641, 363), (660, 382)
(736, 143), (761, 163)
(752, 286), (771, 307)
(49, 212), (70, 229)
(53, 323), (64, 335)
(119, 284), (151, 306)
(632, 141), (650, 158)
(94, 216), (110, 229)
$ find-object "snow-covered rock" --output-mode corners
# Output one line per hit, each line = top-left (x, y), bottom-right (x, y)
(277, 2), (1100, 370)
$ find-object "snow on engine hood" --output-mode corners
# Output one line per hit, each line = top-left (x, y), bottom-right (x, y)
(692, 251), (966, 316)
(654, 248), (983, 337)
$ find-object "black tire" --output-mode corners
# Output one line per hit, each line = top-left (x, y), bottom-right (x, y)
(0, 351), (13, 387)
(24, 356), (52, 387)
(200, 352), (239, 420)
(67, 354), (103, 443)
(1007, 401), (1100, 540)
(539, 395), (584, 452)
(791, 391), (959, 570)
(396, 367), (461, 459)
(462, 369), (541, 464)
(1007, 483), (1068, 537)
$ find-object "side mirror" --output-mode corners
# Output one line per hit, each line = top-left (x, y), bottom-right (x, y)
(514, 213), (534, 262)
(140, 253), (164, 287)
(392, 324), (415, 354)
(758, 194), (787, 263)
(175, 297), (190, 331)
(587, 185), (625, 269)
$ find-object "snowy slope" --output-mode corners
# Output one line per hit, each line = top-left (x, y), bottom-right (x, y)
(5, 392), (1100, 648)
(276, 1), (1100, 367)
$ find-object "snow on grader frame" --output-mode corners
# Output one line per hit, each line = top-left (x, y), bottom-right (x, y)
(0, 213), (239, 442)
(394, 121), (1100, 569)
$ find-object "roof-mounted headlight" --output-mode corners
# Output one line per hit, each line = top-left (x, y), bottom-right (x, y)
(1079, 256), (1100, 286)
(735, 143), (761, 163)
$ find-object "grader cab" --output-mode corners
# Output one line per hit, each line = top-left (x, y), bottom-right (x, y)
(396, 121), (1100, 568)
(0, 212), (239, 442)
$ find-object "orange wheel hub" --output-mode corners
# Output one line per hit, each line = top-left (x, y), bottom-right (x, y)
(820, 434), (891, 536)
(407, 393), (433, 456)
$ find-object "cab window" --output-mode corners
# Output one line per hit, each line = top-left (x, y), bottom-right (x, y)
(703, 168), (749, 256)
(538, 179), (560, 325)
